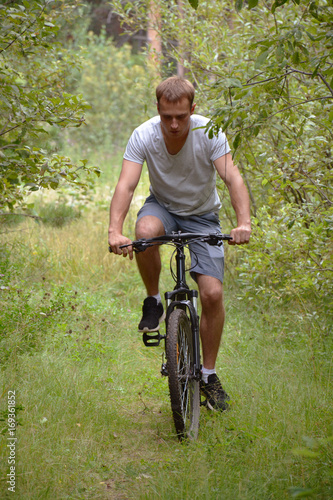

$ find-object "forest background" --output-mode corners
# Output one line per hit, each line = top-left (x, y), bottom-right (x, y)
(0, 0), (332, 499)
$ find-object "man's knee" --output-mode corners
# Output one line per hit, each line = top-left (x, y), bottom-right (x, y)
(135, 215), (165, 239)
(198, 276), (224, 308)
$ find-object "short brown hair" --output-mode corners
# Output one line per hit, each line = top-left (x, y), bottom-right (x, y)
(156, 76), (195, 107)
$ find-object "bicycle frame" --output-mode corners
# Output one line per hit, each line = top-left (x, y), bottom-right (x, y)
(114, 231), (232, 439)
(163, 243), (201, 381)
(115, 231), (232, 379)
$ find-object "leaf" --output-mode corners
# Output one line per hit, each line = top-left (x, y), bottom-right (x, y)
(235, 0), (243, 12)
(276, 44), (285, 62)
(255, 50), (270, 69)
(272, 0), (289, 13)
(248, 0), (259, 8)
(292, 51), (300, 64)
(233, 133), (241, 153)
(225, 77), (243, 88)
(312, 62), (321, 78)
(309, 2), (319, 20)
(188, 0), (199, 9)
(306, 30), (316, 42)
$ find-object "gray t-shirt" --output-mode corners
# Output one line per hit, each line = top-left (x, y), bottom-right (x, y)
(123, 114), (230, 216)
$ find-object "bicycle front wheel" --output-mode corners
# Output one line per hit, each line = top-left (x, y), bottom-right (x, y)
(166, 309), (200, 440)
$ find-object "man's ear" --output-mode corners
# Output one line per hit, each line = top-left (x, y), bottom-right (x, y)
(191, 103), (196, 114)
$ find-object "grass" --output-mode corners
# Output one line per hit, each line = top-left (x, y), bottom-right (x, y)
(0, 167), (332, 499)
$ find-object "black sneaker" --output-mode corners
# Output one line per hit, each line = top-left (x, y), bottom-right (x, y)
(200, 373), (230, 411)
(138, 297), (165, 332)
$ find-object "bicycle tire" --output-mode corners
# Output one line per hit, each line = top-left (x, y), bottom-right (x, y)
(166, 308), (200, 440)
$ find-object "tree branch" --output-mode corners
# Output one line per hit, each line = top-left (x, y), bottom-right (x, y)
(288, 66), (333, 96)
(299, 169), (333, 206)
(0, 2), (48, 54)
(267, 96), (333, 119)
(0, 144), (19, 150)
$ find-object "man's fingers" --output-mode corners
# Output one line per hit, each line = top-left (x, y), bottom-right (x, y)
(109, 242), (134, 259)
(229, 227), (251, 245)
(128, 246), (134, 260)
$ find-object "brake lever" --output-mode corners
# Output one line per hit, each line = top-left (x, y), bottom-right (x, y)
(109, 243), (136, 253)
(109, 239), (151, 254)
(119, 240), (154, 253)
(205, 234), (233, 246)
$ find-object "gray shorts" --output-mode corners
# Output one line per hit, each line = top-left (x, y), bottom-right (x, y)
(136, 195), (224, 283)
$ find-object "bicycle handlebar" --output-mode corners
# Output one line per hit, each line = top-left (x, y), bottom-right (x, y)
(109, 232), (232, 254)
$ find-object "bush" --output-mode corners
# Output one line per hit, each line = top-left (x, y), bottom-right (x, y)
(65, 32), (156, 154)
(236, 205), (333, 310)
(0, 1), (100, 212)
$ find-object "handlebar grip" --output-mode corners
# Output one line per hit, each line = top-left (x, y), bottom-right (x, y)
(109, 243), (142, 254)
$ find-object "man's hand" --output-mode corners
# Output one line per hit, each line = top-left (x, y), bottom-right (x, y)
(229, 224), (251, 245)
(108, 232), (134, 260)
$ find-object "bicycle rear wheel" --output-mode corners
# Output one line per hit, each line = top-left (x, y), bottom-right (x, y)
(166, 308), (200, 440)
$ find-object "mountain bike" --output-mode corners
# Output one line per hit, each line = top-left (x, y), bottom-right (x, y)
(115, 231), (232, 440)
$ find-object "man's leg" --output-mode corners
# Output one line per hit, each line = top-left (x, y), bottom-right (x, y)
(196, 274), (225, 369)
(135, 215), (165, 332)
(196, 273), (229, 411)
(135, 215), (165, 295)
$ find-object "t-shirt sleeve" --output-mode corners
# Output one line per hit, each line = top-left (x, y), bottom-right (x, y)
(123, 129), (145, 164)
(209, 130), (231, 162)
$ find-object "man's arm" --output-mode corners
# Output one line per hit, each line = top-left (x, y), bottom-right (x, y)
(108, 159), (143, 259)
(214, 153), (251, 245)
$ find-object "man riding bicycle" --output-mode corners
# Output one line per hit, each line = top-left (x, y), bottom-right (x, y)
(108, 76), (251, 411)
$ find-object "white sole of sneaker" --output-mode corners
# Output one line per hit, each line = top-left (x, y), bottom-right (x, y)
(138, 311), (166, 333)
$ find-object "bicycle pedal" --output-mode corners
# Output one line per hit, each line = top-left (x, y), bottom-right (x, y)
(142, 331), (164, 347)
(161, 363), (168, 377)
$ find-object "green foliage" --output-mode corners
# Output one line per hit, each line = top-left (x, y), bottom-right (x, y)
(65, 31), (156, 154)
(0, 1), (100, 212)
(110, 0), (333, 305)
(188, 1), (316, 13)
(237, 205), (333, 306)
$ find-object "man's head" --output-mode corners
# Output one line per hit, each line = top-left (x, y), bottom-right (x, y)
(156, 77), (196, 141)
(156, 76), (195, 109)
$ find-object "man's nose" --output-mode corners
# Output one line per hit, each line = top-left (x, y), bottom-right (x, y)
(171, 118), (178, 129)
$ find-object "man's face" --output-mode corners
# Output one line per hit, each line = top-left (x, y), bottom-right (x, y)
(157, 96), (196, 141)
